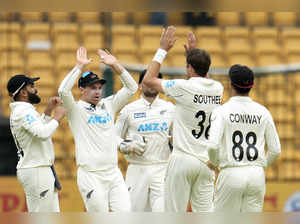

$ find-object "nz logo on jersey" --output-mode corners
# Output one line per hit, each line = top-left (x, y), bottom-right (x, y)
(88, 113), (112, 124)
(25, 114), (36, 125)
(137, 122), (168, 132)
(165, 80), (175, 88)
(134, 112), (146, 119)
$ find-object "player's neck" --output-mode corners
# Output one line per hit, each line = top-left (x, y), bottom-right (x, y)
(80, 97), (99, 106)
(142, 94), (156, 104)
(16, 96), (30, 103)
(232, 88), (249, 97)
(189, 73), (207, 79)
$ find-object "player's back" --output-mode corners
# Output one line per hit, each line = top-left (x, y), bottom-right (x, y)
(216, 96), (278, 168)
(162, 77), (223, 162)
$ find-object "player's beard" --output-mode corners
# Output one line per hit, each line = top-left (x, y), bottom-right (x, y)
(28, 92), (41, 104)
(143, 90), (158, 98)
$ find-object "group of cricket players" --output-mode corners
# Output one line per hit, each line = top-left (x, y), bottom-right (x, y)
(7, 26), (281, 212)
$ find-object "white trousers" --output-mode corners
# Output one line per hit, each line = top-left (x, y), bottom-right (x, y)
(77, 166), (131, 212)
(125, 163), (167, 212)
(17, 166), (60, 212)
(214, 166), (265, 212)
(164, 151), (215, 212)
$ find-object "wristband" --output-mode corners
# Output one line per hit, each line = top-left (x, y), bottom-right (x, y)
(153, 48), (167, 64)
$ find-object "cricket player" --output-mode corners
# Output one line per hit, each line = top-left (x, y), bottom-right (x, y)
(206, 64), (281, 212)
(115, 70), (175, 212)
(142, 26), (224, 212)
(58, 47), (138, 212)
(7, 74), (66, 212)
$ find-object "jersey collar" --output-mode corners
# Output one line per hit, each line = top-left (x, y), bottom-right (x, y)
(230, 96), (252, 102)
(78, 100), (102, 110)
(141, 95), (160, 108)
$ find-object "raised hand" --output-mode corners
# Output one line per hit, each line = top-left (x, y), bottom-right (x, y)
(159, 26), (178, 52)
(76, 46), (92, 66)
(184, 31), (197, 52)
(98, 49), (118, 66)
(44, 96), (62, 116)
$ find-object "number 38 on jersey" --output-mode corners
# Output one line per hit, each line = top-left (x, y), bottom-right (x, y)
(191, 110), (211, 140)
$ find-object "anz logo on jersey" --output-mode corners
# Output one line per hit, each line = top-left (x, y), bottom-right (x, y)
(88, 113), (112, 124)
(137, 122), (168, 132)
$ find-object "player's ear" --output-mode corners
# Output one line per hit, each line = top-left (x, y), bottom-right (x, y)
(19, 88), (28, 97)
(79, 87), (85, 94)
(138, 83), (142, 91)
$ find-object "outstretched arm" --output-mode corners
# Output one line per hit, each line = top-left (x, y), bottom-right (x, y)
(58, 47), (92, 110)
(98, 49), (138, 113)
(184, 31), (197, 53)
(142, 26), (177, 93)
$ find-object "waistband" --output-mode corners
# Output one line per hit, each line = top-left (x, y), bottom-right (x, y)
(172, 147), (208, 164)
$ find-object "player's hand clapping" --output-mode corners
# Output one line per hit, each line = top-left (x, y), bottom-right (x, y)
(159, 26), (178, 52)
(184, 31), (197, 53)
(76, 46), (92, 67)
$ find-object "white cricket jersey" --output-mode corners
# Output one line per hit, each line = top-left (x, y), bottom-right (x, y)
(206, 96), (281, 168)
(161, 77), (223, 163)
(9, 102), (59, 169)
(58, 65), (138, 171)
(115, 96), (175, 165)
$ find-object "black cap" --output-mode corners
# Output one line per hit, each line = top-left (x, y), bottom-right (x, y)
(78, 71), (106, 88)
(7, 75), (40, 98)
(229, 64), (254, 89)
(139, 69), (163, 84)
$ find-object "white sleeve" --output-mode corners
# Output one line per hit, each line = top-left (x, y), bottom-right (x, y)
(41, 113), (52, 123)
(161, 79), (185, 100)
(58, 65), (82, 111)
(206, 109), (225, 166)
(21, 109), (59, 141)
(265, 112), (281, 166)
(111, 70), (138, 114)
(115, 107), (129, 139)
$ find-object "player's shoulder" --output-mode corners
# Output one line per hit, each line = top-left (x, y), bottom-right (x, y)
(250, 100), (272, 116)
(102, 94), (114, 102)
(12, 102), (35, 114)
(120, 98), (144, 113)
(191, 77), (224, 94)
(10, 102), (37, 121)
(163, 78), (185, 88)
(157, 98), (175, 110)
(214, 79), (224, 90)
(206, 78), (224, 94)
(212, 104), (226, 115)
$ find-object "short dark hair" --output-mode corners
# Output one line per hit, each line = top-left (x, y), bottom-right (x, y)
(229, 64), (254, 94)
(139, 69), (163, 84)
(186, 48), (211, 77)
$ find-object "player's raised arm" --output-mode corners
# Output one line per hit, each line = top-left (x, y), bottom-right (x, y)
(142, 26), (177, 93)
(58, 47), (92, 109)
(184, 31), (197, 53)
(98, 49), (138, 113)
